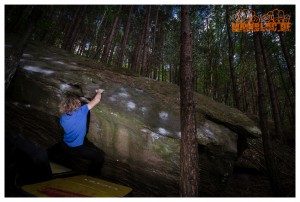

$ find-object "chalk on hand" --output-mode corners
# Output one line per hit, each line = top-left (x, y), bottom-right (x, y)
(96, 89), (105, 94)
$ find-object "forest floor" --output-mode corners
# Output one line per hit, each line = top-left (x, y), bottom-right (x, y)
(223, 138), (295, 197)
(223, 167), (273, 197)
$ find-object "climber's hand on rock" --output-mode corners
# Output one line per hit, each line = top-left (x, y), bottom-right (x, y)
(96, 89), (104, 94)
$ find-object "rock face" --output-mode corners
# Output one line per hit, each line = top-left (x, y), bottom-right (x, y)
(5, 42), (261, 196)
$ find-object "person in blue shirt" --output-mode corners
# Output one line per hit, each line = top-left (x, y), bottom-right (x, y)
(60, 89), (104, 177)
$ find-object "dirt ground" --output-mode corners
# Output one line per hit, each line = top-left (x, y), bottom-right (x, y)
(222, 169), (273, 197)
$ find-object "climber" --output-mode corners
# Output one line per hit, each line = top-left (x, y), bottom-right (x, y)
(59, 89), (105, 177)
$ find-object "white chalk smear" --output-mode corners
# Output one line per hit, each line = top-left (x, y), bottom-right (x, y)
(24, 65), (54, 75)
(109, 96), (117, 102)
(60, 84), (71, 91)
(40, 57), (53, 60)
(158, 128), (170, 136)
(52, 61), (65, 65)
(159, 111), (169, 120)
(151, 132), (160, 141)
(140, 107), (147, 113)
(22, 53), (32, 58)
(204, 128), (214, 137)
(127, 101), (136, 111)
(118, 92), (130, 98)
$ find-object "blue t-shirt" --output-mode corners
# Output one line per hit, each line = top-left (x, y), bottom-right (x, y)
(60, 104), (89, 147)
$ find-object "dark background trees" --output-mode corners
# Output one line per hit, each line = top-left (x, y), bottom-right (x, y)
(5, 4), (295, 196)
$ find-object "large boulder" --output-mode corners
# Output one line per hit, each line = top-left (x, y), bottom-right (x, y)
(5, 41), (261, 196)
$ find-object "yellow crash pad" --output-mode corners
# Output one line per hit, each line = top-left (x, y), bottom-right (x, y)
(21, 175), (132, 197)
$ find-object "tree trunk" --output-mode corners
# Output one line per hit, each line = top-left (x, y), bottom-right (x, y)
(108, 39), (117, 65)
(225, 5), (240, 109)
(141, 6), (151, 76)
(62, 6), (80, 50)
(5, 6), (43, 90)
(148, 6), (160, 79)
(157, 64), (160, 81)
(149, 6), (160, 78)
(92, 36), (106, 60)
(164, 66), (167, 81)
(67, 6), (87, 51)
(162, 63), (165, 81)
(77, 21), (90, 56)
(278, 32), (295, 90)
(153, 65), (157, 80)
(115, 6), (133, 68)
(6, 5), (28, 32)
(205, 18), (213, 97)
(250, 74), (258, 115)
(179, 5), (199, 197)
(45, 7), (66, 46)
(253, 29), (285, 196)
(101, 6), (122, 63)
(194, 70), (198, 92)
(10, 6), (34, 33)
(277, 58), (295, 128)
(91, 11), (108, 59)
(131, 26), (145, 73)
(169, 64), (173, 82)
(259, 35), (284, 142)
(241, 77), (247, 112)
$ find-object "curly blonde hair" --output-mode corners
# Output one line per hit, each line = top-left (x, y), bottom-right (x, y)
(61, 96), (81, 114)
